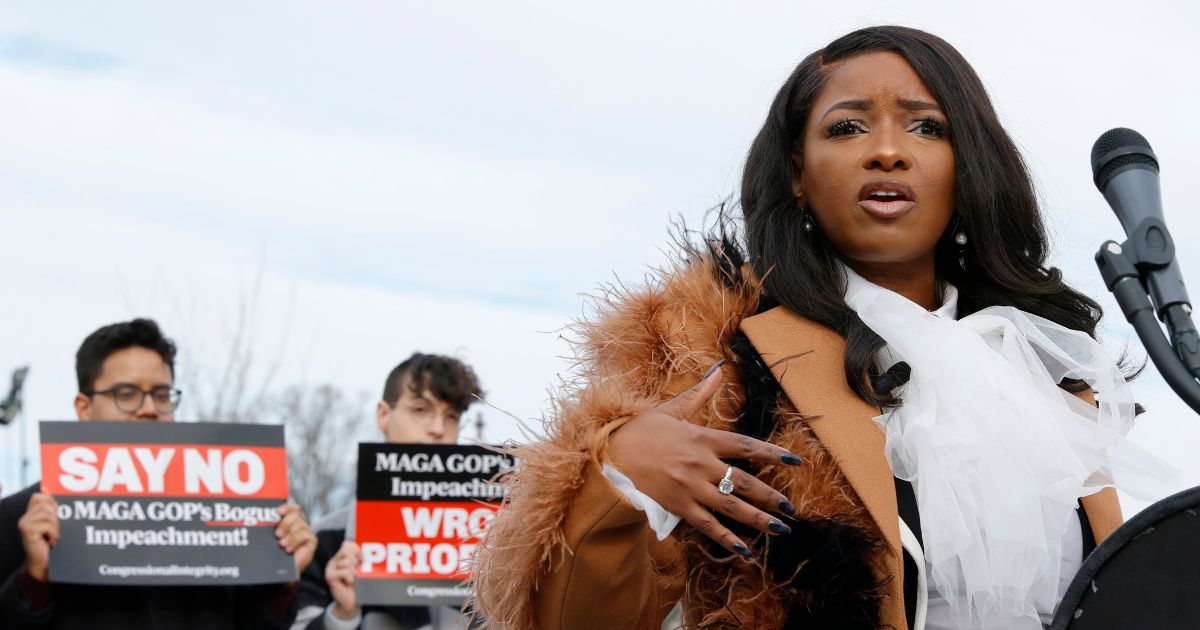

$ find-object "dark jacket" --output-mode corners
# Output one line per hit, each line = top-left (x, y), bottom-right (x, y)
(0, 483), (299, 629)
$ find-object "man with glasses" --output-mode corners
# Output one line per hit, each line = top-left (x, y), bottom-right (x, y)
(293, 352), (484, 630)
(0, 318), (316, 629)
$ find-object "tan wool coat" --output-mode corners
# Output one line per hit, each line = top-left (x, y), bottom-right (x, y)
(470, 255), (1122, 630)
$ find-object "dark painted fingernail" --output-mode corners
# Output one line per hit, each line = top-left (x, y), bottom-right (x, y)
(778, 499), (796, 515)
(732, 543), (751, 558)
(780, 452), (803, 466)
(768, 519), (791, 535)
(701, 359), (725, 381)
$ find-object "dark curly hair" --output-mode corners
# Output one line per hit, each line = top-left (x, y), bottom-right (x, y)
(76, 318), (177, 392)
(382, 352), (484, 414)
(741, 25), (1105, 407)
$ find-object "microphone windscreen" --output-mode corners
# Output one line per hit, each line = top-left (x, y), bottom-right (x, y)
(1091, 127), (1158, 191)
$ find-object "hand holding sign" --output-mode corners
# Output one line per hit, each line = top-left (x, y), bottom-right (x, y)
(275, 503), (316, 574)
(17, 492), (60, 582)
(326, 541), (362, 621)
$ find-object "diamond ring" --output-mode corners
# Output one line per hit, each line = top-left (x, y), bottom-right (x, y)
(717, 466), (735, 495)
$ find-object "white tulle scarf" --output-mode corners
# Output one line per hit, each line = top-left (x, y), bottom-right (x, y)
(841, 266), (1175, 629)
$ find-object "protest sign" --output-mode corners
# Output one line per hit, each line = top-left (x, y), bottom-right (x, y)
(355, 443), (512, 606)
(40, 420), (295, 585)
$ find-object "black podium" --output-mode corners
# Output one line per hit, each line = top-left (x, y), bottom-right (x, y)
(1052, 486), (1200, 629)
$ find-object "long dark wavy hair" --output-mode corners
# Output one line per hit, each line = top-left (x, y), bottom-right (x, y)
(741, 25), (1104, 407)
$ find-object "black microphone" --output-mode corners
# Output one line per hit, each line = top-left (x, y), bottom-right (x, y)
(1091, 128), (1191, 317)
(1092, 128), (1200, 384)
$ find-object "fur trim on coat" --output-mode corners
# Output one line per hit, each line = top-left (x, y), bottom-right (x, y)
(471, 249), (887, 629)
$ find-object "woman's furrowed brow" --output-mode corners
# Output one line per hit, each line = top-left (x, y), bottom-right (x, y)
(820, 98), (942, 119)
(821, 99), (871, 119)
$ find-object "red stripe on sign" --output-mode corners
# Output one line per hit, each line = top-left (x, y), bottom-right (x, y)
(40, 443), (289, 499)
(355, 500), (499, 580)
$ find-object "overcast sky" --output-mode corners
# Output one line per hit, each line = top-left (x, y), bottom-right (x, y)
(2, 0), (1198, 515)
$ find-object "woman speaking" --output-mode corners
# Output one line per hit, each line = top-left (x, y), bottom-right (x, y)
(471, 26), (1171, 629)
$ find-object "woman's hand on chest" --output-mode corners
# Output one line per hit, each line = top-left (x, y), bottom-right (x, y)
(607, 360), (805, 556)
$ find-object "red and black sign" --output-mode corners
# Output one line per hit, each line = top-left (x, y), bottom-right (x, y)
(355, 443), (512, 606)
(40, 421), (295, 585)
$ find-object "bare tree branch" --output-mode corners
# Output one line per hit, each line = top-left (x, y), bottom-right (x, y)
(173, 262), (296, 424)
(267, 383), (368, 519)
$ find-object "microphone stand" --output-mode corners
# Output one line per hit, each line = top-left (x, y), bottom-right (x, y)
(1096, 217), (1200, 413)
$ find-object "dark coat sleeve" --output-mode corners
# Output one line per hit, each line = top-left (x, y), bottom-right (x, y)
(297, 550), (335, 630)
(0, 484), (53, 628)
(298, 517), (349, 630)
(233, 582), (300, 630)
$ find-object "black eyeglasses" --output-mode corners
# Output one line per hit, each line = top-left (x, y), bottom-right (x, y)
(86, 384), (183, 414)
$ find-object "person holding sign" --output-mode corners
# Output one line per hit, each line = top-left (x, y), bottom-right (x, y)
(0, 318), (318, 629)
(294, 352), (484, 630)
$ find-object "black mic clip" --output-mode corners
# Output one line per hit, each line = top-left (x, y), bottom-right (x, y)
(1096, 217), (1175, 291)
(1097, 226), (1200, 411)
(1126, 217), (1175, 273)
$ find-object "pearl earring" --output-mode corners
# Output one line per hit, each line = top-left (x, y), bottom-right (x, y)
(800, 203), (814, 233)
(953, 217), (968, 270)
